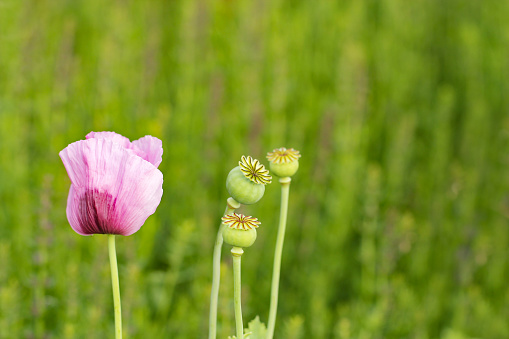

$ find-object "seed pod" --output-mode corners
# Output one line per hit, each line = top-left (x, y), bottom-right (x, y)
(266, 147), (301, 177)
(221, 213), (260, 248)
(226, 156), (272, 205)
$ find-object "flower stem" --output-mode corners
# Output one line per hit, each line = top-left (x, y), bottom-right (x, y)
(209, 197), (240, 339)
(108, 235), (122, 339)
(231, 246), (244, 339)
(267, 177), (291, 339)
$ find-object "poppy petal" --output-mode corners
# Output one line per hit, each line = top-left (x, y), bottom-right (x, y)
(60, 138), (163, 236)
(132, 135), (163, 168)
(86, 131), (132, 149)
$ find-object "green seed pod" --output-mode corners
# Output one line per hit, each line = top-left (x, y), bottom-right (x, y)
(266, 147), (301, 177)
(226, 156), (272, 205)
(223, 227), (257, 248)
(269, 160), (299, 178)
(221, 213), (260, 248)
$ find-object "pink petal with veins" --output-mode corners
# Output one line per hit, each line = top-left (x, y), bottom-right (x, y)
(132, 135), (163, 168)
(60, 137), (163, 236)
(86, 131), (132, 149)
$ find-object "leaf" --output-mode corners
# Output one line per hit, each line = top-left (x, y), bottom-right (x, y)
(246, 316), (267, 339)
(227, 316), (266, 339)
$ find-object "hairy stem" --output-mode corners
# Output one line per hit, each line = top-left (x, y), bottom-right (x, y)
(232, 247), (244, 339)
(209, 197), (240, 339)
(108, 235), (122, 339)
(267, 177), (291, 339)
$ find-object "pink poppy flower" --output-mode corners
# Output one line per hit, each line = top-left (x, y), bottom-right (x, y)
(59, 132), (164, 236)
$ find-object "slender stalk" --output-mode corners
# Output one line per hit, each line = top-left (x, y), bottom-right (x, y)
(209, 197), (241, 339)
(267, 177), (291, 339)
(108, 235), (122, 339)
(231, 247), (244, 339)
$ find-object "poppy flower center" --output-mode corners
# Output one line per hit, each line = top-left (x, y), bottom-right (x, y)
(78, 189), (119, 235)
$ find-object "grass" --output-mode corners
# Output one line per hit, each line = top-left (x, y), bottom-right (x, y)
(1, 0), (509, 338)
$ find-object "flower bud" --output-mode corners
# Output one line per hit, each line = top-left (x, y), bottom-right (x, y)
(266, 147), (301, 177)
(221, 213), (260, 248)
(226, 156), (272, 205)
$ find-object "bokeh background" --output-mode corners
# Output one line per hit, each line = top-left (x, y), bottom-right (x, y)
(1, 0), (509, 338)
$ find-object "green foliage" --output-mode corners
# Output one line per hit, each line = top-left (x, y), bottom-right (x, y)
(283, 315), (304, 339)
(247, 316), (267, 339)
(228, 316), (267, 339)
(1, 0), (509, 338)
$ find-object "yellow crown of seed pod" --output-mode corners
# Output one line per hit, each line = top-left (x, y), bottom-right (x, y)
(226, 155), (272, 205)
(221, 213), (260, 248)
(266, 147), (301, 177)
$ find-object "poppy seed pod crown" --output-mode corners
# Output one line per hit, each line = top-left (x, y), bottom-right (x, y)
(266, 147), (301, 177)
(226, 156), (272, 205)
(221, 213), (260, 248)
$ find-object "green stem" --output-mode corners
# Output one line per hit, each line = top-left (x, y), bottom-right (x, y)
(108, 235), (122, 339)
(209, 197), (240, 339)
(232, 247), (244, 339)
(267, 177), (291, 339)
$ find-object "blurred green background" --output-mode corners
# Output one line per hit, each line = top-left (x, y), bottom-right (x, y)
(1, 0), (509, 338)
